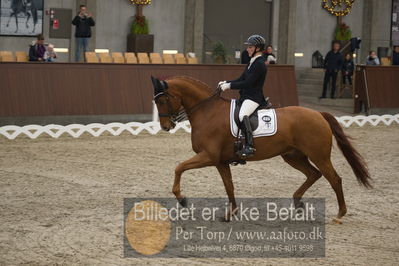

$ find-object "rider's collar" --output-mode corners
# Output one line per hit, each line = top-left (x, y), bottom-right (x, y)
(248, 54), (262, 69)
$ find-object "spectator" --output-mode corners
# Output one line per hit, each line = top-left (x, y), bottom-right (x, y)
(320, 41), (343, 99)
(342, 53), (354, 86)
(262, 45), (276, 64)
(365, 51), (380, 66)
(241, 49), (250, 64)
(392, 46), (399, 66)
(29, 34), (46, 62)
(44, 44), (57, 62)
(72, 5), (95, 62)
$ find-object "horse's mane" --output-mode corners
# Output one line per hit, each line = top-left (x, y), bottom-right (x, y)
(166, 76), (230, 102)
(167, 76), (212, 92)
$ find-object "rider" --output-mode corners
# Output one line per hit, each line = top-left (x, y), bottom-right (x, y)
(218, 35), (268, 159)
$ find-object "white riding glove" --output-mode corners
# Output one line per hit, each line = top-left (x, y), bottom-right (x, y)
(218, 81), (227, 87)
(220, 82), (231, 91)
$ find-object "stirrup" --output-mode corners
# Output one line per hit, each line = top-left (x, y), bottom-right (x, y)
(237, 146), (256, 159)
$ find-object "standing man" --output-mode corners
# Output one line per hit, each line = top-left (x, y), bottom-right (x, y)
(392, 46), (399, 66)
(72, 5), (95, 62)
(320, 41), (343, 99)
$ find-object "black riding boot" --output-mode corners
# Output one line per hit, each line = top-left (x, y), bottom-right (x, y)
(238, 115), (255, 159)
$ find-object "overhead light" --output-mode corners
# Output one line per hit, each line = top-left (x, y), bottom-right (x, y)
(352, 53), (357, 58)
(163, 50), (178, 54)
(294, 53), (304, 57)
(95, 49), (109, 53)
(53, 48), (68, 53)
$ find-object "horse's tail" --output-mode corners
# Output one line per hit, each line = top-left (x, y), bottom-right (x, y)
(321, 112), (372, 188)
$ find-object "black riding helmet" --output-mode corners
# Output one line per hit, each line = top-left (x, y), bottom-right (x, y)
(245, 35), (266, 56)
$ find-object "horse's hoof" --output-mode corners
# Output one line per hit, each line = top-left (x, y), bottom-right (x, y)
(178, 197), (187, 208)
(332, 217), (343, 224)
(295, 201), (305, 209)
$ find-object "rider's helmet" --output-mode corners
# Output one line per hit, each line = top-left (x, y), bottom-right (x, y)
(245, 35), (266, 54)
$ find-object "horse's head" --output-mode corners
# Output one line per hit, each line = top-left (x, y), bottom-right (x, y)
(151, 76), (183, 131)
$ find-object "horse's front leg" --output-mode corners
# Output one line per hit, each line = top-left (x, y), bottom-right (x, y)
(6, 12), (15, 27)
(173, 152), (215, 207)
(216, 164), (237, 221)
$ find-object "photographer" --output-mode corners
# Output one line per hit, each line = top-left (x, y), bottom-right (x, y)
(72, 5), (95, 62)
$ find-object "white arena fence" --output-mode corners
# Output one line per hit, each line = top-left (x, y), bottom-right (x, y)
(0, 114), (398, 140)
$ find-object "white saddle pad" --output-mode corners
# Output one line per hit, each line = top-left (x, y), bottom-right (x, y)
(230, 100), (277, 138)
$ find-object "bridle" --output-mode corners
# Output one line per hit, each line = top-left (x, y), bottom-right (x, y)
(154, 91), (187, 125)
(153, 79), (222, 125)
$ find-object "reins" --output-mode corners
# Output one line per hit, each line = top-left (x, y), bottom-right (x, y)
(184, 87), (222, 116)
(155, 87), (222, 124)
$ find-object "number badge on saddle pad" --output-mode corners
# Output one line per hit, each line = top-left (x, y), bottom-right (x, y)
(230, 100), (277, 138)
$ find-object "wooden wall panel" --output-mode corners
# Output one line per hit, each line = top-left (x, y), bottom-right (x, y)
(0, 63), (299, 117)
(354, 66), (399, 113)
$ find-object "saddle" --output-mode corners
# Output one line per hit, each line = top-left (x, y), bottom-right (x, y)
(234, 97), (272, 131)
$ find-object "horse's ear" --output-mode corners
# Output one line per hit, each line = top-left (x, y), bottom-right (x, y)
(151, 76), (158, 87)
(160, 80), (168, 91)
(151, 76), (163, 95)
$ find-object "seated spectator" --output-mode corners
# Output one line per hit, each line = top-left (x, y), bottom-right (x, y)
(392, 46), (399, 66)
(342, 54), (354, 85)
(365, 51), (380, 66)
(44, 44), (57, 62)
(29, 34), (46, 62)
(262, 45), (277, 64)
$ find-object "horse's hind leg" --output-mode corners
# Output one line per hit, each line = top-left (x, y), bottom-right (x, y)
(26, 12), (31, 28)
(312, 157), (347, 222)
(14, 14), (18, 32)
(282, 151), (322, 208)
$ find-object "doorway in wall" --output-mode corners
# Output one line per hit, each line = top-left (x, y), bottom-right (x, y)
(204, 0), (273, 64)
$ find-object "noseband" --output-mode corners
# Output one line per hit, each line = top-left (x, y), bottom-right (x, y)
(154, 91), (187, 124)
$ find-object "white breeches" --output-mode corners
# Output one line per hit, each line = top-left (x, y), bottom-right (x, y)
(239, 99), (259, 122)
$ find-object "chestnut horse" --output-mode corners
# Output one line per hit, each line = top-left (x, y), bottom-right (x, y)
(151, 76), (371, 222)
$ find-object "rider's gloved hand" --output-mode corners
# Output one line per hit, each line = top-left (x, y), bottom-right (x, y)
(218, 81), (227, 87)
(220, 83), (231, 91)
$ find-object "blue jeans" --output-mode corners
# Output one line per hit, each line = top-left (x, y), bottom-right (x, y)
(75, 37), (89, 62)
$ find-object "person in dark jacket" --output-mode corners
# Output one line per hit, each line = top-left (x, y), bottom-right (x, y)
(392, 46), (399, 66)
(29, 34), (46, 62)
(320, 41), (343, 99)
(72, 5), (95, 62)
(342, 53), (354, 85)
(218, 35), (268, 159)
(241, 50), (250, 64)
